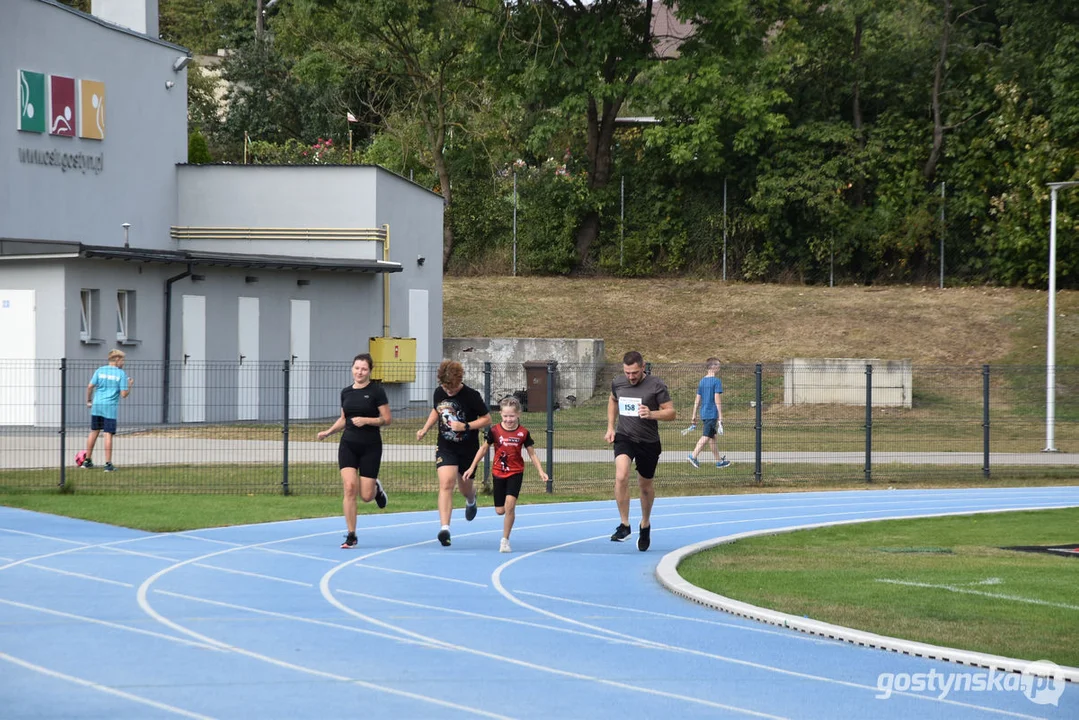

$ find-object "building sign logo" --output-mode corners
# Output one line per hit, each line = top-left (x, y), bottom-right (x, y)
(49, 75), (76, 136)
(18, 69), (105, 141)
(18, 70), (46, 133)
(79, 79), (106, 140)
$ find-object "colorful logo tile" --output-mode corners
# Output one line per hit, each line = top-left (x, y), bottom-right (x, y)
(78, 79), (106, 140)
(49, 75), (77, 137)
(18, 70), (46, 133)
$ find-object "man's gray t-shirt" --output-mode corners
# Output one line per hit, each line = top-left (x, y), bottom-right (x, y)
(611, 373), (672, 443)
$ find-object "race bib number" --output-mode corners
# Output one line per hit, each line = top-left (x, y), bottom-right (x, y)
(619, 396), (643, 417)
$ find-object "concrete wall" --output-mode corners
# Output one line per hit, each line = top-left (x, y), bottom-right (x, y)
(443, 338), (605, 408)
(1, 0), (188, 250)
(783, 358), (913, 408)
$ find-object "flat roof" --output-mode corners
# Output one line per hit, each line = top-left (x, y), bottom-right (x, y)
(0, 240), (402, 273)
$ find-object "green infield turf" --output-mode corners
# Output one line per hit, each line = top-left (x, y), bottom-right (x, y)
(678, 508), (1079, 667)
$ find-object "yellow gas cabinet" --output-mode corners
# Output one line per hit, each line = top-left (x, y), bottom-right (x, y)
(369, 337), (417, 382)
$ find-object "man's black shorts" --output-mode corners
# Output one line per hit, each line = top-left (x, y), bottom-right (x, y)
(436, 443), (479, 470)
(613, 434), (662, 479)
(339, 438), (382, 478)
(493, 472), (524, 508)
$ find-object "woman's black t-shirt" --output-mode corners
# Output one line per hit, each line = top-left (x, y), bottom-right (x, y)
(432, 384), (488, 449)
(341, 383), (389, 443)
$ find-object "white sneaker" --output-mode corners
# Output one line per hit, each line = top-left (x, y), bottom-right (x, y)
(499, 538), (511, 553)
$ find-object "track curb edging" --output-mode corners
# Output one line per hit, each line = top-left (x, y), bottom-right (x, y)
(654, 505), (1079, 683)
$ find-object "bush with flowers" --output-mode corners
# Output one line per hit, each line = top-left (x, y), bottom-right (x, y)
(247, 137), (351, 165)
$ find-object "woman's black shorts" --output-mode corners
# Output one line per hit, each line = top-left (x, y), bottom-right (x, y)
(493, 473), (524, 508)
(339, 438), (383, 478)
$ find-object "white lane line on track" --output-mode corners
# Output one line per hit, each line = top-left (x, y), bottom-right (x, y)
(336, 588), (694, 648)
(875, 579), (1079, 611)
(491, 506), (1063, 720)
(320, 527), (790, 720)
(136, 525), (516, 720)
(0, 597), (222, 650)
(154, 590), (442, 649)
(353, 564), (488, 588)
(0, 650), (219, 720)
(513, 590), (837, 645)
(0, 527), (88, 544)
(20, 563), (134, 587)
(190, 564), (313, 587)
(0, 534), (172, 572)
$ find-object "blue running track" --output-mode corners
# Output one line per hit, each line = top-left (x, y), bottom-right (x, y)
(1, 486), (1076, 719)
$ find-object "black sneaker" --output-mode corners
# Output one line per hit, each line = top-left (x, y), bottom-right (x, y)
(340, 532), (357, 549)
(374, 480), (388, 509)
(103, 462), (115, 473)
(81, 458), (95, 469)
(610, 523), (631, 542)
(637, 524), (651, 552)
(437, 528), (452, 547)
(465, 500), (477, 522)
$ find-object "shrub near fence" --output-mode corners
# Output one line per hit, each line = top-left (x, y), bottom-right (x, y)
(1, 360), (1078, 495)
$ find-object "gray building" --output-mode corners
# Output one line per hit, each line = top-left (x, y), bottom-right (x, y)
(0, 0), (444, 426)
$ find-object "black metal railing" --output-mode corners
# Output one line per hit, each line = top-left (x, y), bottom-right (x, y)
(1, 359), (1077, 494)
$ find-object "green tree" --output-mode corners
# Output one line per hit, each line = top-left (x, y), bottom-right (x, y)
(494, 0), (663, 268)
(282, 0), (496, 264)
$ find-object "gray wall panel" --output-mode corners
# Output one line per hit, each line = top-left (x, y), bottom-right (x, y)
(1, 0), (187, 249)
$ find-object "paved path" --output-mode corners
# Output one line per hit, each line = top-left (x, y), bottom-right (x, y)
(4, 436), (1079, 469)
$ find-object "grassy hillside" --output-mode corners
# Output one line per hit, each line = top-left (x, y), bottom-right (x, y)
(444, 278), (1079, 366)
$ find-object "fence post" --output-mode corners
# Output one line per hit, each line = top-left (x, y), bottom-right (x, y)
(59, 358), (67, 490)
(983, 364), (990, 478)
(282, 360), (291, 496)
(865, 364), (873, 483)
(754, 363), (762, 484)
(483, 361), (492, 492)
(545, 361), (555, 493)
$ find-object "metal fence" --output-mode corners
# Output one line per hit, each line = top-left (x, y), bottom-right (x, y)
(2, 359), (1078, 495)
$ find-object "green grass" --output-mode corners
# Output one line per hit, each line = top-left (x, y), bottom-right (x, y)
(3, 464), (1077, 531)
(678, 509), (1079, 667)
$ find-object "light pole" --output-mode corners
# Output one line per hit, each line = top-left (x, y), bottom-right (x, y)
(1044, 180), (1079, 452)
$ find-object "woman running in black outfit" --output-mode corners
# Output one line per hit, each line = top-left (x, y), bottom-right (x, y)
(318, 353), (391, 548)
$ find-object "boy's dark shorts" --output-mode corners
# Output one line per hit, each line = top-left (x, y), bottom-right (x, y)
(90, 415), (117, 434)
(493, 472), (524, 508)
(436, 443), (479, 470)
(613, 434), (662, 480)
(701, 419), (718, 439)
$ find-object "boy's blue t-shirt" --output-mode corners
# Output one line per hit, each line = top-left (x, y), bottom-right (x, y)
(90, 365), (128, 419)
(697, 375), (724, 419)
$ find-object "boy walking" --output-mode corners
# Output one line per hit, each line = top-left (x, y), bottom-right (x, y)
(77, 349), (133, 472)
(463, 396), (549, 553)
(688, 357), (731, 469)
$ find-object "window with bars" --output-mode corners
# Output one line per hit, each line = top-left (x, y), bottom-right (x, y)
(116, 289), (137, 344)
(80, 289), (99, 343)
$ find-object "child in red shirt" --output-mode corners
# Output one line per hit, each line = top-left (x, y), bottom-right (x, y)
(463, 396), (548, 552)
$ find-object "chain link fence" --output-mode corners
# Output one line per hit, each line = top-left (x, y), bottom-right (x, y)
(1, 359), (1077, 495)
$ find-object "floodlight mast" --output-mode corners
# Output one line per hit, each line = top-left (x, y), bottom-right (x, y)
(1045, 180), (1079, 452)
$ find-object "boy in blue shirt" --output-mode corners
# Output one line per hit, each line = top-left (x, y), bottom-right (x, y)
(76, 349), (133, 472)
(688, 357), (731, 469)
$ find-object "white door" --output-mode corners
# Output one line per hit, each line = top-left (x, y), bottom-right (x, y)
(409, 289), (429, 402)
(0, 290), (35, 425)
(182, 294), (206, 423)
(289, 299), (310, 420)
(237, 297), (259, 421)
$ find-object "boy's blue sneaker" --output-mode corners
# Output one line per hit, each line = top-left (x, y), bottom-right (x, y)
(103, 462), (115, 472)
(716, 457), (732, 469)
(687, 454), (700, 469)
